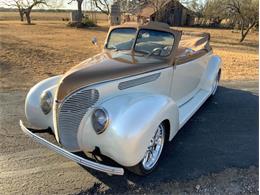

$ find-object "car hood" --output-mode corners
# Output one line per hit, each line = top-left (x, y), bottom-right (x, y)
(56, 51), (171, 101)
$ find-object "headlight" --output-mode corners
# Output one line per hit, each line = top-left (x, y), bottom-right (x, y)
(40, 91), (53, 115)
(92, 108), (109, 134)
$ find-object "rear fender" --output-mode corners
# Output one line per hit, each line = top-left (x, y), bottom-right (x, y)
(200, 55), (222, 91)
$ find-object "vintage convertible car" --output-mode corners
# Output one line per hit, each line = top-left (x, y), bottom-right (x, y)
(20, 22), (221, 176)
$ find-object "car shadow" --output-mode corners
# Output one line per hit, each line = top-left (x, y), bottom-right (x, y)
(75, 84), (259, 194)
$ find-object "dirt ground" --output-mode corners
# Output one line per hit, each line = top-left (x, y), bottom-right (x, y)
(0, 12), (259, 194)
(0, 18), (258, 91)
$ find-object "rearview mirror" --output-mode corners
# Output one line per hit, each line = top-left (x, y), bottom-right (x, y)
(91, 37), (98, 46)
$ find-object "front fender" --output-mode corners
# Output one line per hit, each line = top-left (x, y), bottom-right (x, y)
(78, 93), (178, 167)
(25, 75), (62, 129)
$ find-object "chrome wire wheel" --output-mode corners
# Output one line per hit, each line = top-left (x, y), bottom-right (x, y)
(142, 124), (165, 171)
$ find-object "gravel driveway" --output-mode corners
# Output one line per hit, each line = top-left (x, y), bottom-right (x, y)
(0, 80), (258, 194)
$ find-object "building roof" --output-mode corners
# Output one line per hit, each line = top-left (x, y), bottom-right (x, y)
(137, 0), (193, 18)
(138, 5), (155, 18)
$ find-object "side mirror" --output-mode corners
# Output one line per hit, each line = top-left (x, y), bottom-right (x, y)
(185, 48), (194, 56)
(91, 37), (98, 46)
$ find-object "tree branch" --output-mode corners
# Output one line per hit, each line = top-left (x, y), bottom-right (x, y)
(68, 0), (74, 4)
(240, 19), (256, 42)
(93, 0), (109, 15)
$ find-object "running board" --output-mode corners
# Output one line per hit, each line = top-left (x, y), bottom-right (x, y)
(178, 89), (211, 128)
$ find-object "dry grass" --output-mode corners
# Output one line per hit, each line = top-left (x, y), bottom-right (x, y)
(0, 20), (108, 91)
(0, 11), (108, 21)
(0, 11), (70, 21)
(177, 27), (259, 81)
(0, 13), (258, 91)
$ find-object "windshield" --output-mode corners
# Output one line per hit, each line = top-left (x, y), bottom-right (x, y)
(106, 28), (137, 51)
(135, 29), (175, 56)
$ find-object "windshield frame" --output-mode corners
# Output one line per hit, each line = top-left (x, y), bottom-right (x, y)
(105, 27), (137, 51)
(104, 23), (182, 65)
(133, 28), (175, 57)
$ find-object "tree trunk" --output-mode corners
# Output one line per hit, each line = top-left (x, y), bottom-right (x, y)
(77, 0), (83, 23)
(19, 10), (24, 22)
(16, 3), (24, 22)
(240, 19), (244, 40)
(25, 9), (32, 24)
(240, 21), (256, 42)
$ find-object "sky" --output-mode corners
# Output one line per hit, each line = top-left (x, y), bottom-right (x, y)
(0, 0), (92, 10)
(0, 0), (206, 10)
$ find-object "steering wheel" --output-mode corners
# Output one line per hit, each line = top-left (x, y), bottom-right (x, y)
(147, 47), (162, 57)
(161, 46), (172, 56)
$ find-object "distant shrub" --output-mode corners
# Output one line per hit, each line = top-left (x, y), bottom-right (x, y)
(67, 17), (97, 28)
(62, 18), (70, 21)
(82, 18), (96, 27)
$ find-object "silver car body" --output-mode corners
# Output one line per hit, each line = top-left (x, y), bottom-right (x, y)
(20, 22), (221, 174)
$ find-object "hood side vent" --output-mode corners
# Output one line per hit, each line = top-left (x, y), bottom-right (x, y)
(118, 73), (161, 90)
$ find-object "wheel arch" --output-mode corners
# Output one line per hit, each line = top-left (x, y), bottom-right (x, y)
(162, 119), (170, 142)
(25, 75), (62, 129)
(200, 55), (222, 92)
(78, 92), (179, 166)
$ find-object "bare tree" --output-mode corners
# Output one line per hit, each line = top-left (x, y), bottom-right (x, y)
(16, 2), (25, 21)
(68, 0), (84, 23)
(25, 0), (48, 24)
(3, 0), (25, 21)
(204, 0), (258, 42)
(4, 0), (48, 24)
(226, 0), (258, 42)
(203, 0), (228, 26)
(91, 0), (149, 17)
(92, 0), (110, 15)
(118, 0), (142, 14)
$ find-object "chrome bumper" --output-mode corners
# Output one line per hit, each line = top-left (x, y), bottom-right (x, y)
(19, 120), (124, 175)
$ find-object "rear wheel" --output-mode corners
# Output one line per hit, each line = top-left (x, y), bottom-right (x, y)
(128, 123), (166, 175)
(211, 70), (221, 96)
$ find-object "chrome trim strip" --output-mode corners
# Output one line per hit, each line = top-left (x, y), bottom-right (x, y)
(19, 120), (124, 175)
(118, 73), (161, 90)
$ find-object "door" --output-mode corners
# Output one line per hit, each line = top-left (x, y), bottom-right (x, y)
(171, 55), (209, 105)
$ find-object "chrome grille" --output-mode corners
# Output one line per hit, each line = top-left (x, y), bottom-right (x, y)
(58, 89), (99, 150)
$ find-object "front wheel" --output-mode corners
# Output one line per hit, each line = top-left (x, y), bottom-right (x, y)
(128, 123), (166, 175)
